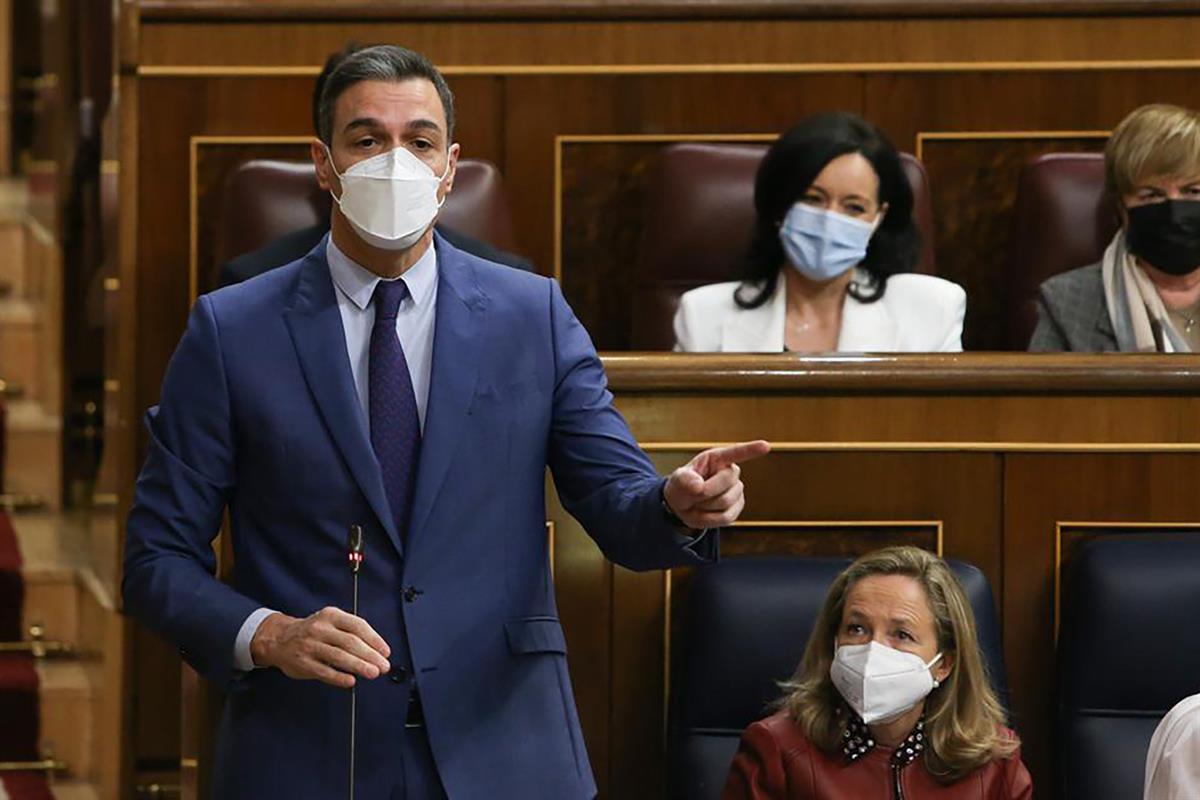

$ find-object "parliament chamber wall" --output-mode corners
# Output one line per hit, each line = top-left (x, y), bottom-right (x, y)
(111, 2), (1200, 797)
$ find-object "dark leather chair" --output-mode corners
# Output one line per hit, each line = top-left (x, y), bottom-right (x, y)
(1058, 534), (1200, 800)
(211, 158), (518, 285)
(668, 556), (1008, 800)
(631, 143), (938, 350)
(1005, 153), (1118, 349)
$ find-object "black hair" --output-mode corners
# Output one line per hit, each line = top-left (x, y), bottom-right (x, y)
(735, 111), (920, 309)
(311, 43), (363, 136)
(316, 44), (456, 145)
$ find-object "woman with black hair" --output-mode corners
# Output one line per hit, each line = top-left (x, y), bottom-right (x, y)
(673, 113), (965, 352)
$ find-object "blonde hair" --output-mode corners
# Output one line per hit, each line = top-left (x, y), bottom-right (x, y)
(780, 546), (1017, 784)
(1106, 104), (1200, 196)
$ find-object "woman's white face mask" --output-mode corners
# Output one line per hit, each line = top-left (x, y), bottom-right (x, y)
(830, 640), (942, 725)
(324, 143), (450, 251)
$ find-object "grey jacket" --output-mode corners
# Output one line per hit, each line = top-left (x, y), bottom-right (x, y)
(1028, 262), (1119, 352)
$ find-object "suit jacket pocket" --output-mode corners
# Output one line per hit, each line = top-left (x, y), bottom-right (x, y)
(504, 616), (567, 655)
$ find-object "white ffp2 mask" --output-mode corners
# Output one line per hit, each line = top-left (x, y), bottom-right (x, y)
(325, 144), (449, 251)
(830, 641), (942, 725)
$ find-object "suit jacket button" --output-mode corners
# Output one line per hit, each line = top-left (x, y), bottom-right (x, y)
(389, 668), (407, 683)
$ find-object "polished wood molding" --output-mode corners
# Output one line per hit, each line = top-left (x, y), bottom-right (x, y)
(600, 353), (1200, 393)
(137, 0), (1200, 21)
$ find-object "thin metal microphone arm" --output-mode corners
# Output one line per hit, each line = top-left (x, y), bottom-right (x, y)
(347, 524), (364, 800)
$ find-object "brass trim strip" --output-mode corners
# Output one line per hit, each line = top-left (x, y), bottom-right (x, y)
(662, 568), (672, 752)
(189, 137), (198, 304)
(188, 136), (315, 304)
(638, 441), (1200, 452)
(0, 758), (67, 773)
(139, 60), (1200, 78)
(0, 639), (76, 657)
(558, 133), (779, 144)
(0, 493), (47, 512)
(554, 133), (777, 283)
(1053, 520), (1200, 639)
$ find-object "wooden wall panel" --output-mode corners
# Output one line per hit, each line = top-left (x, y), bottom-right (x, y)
(1002, 453), (1200, 793)
(921, 135), (1107, 349)
(136, 16), (1200, 68)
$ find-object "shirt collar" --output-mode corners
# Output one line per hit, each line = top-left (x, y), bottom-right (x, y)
(326, 234), (438, 311)
(842, 709), (926, 768)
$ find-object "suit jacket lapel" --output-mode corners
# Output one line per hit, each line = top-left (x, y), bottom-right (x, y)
(721, 281), (786, 351)
(408, 234), (486, 541)
(283, 243), (404, 558)
(1095, 304), (1118, 349)
(837, 282), (898, 351)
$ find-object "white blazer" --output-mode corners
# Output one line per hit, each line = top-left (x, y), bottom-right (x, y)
(672, 272), (966, 352)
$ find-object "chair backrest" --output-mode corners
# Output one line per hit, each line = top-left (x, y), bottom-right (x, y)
(630, 143), (938, 350)
(211, 158), (518, 284)
(668, 556), (1008, 800)
(1006, 153), (1118, 349)
(1058, 534), (1200, 800)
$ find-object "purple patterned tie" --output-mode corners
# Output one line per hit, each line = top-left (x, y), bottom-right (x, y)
(369, 279), (421, 545)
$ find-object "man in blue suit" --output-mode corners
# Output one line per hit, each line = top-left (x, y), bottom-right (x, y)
(123, 45), (768, 799)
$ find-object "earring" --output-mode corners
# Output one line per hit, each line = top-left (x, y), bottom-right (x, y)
(932, 678), (940, 689)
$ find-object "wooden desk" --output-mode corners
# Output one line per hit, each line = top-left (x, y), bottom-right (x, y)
(552, 353), (1200, 797)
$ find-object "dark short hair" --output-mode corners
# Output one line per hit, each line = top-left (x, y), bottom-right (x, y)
(735, 112), (920, 309)
(316, 44), (456, 145)
(312, 43), (363, 136)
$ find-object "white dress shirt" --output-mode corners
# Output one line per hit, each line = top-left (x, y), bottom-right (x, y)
(231, 235), (440, 671)
(1146, 693), (1200, 800)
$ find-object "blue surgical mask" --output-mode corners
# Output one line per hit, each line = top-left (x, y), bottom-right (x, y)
(779, 203), (880, 281)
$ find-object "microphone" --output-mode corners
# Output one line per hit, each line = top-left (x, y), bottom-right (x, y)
(348, 524), (364, 575)
(346, 524), (364, 800)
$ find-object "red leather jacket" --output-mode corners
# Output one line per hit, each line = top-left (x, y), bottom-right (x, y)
(722, 711), (1033, 800)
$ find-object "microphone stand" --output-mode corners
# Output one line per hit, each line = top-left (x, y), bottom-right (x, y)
(347, 525), (365, 800)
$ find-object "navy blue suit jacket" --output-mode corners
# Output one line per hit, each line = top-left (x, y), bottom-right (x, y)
(123, 234), (717, 799)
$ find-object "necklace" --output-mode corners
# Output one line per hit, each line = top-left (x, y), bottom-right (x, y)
(1168, 300), (1200, 333)
(789, 318), (813, 334)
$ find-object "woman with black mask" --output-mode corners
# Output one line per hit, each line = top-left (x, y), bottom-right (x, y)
(1030, 104), (1200, 352)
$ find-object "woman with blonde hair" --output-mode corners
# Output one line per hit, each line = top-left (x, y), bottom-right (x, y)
(722, 546), (1031, 799)
(1031, 103), (1200, 351)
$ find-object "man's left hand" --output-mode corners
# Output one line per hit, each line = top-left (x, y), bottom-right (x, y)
(663, 440), (771, 530)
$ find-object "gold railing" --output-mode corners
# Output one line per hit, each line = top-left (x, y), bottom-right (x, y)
(0, 756), (68, 778)
(0, 493), (47, 512)
(0, 624), (76, 658)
